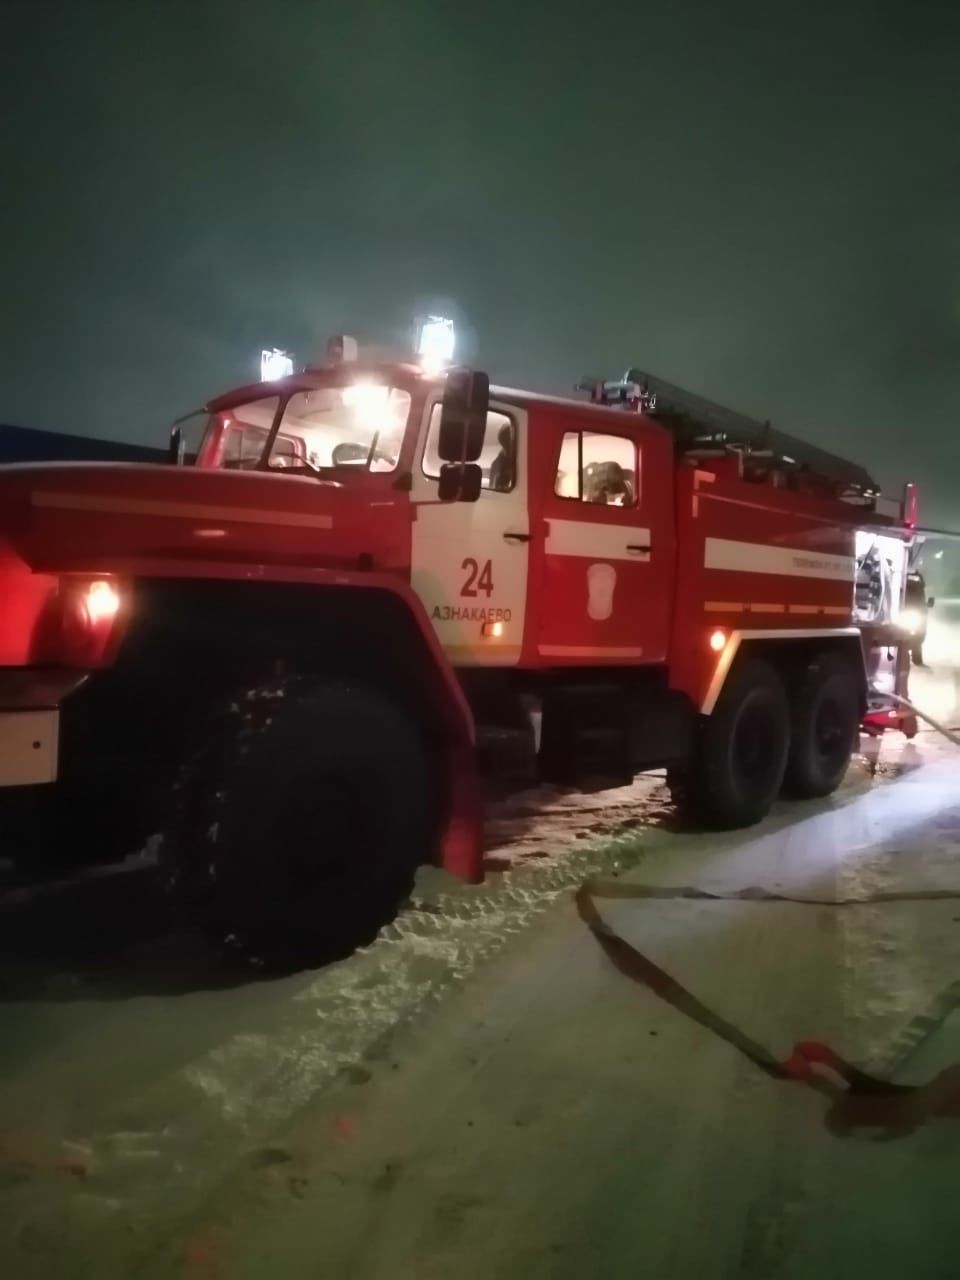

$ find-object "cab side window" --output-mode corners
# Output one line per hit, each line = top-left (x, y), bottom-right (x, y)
(423, 406), (517, 492)
(554, 431), (639, 506)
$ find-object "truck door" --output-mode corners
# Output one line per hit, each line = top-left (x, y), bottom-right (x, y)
(533, 412), (674, 664)
(410, 397), (529, 666)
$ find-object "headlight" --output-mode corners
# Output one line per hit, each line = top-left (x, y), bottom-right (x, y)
(898, 608), (922, 635)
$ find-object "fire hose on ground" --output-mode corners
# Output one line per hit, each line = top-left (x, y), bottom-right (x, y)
(576, 686), (960, 1138)
(576, 879), (960, 1139)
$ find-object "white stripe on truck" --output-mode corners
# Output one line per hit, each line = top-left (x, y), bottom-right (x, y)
(546, 519), (651, 562)
(704, 537), (855, 582)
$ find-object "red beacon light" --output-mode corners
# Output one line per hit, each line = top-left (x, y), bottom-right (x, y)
(260, 348), (294, 381)
(326, 334), (359, 365)
(902, 482), (918, 530)
(415, 316), (455, 377)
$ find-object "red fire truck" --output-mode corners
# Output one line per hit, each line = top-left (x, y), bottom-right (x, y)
(0, 342), (916, 965)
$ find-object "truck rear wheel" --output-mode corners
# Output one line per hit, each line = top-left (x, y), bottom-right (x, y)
(162, 680), (434, 970)
(782, 652), (860, 798)
(684, 658), (790, 828)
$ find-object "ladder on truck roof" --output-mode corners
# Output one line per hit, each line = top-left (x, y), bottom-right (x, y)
(578, 368), (880, 500)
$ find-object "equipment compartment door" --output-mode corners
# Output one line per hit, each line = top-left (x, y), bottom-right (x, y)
(535, 415), (673, 665)
(410, 400), (529, 666)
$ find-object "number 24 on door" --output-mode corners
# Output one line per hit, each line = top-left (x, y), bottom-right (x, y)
(461, 558), (493, 598)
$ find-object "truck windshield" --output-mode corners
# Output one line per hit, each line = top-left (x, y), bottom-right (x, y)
(178, 383), (412, 474)
(267, 384), (411, 474)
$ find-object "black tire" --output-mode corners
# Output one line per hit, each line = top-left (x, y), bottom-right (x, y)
(665, 765), (691, 810)
(783, 652), (860, 799)
(687, 659), (790, 828)
(161, 679), (435, 970)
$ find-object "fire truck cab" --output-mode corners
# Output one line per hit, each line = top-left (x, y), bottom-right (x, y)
(0, 341), (917, 966)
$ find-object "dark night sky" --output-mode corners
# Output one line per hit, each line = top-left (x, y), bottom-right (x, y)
(2, 0), (959, 525)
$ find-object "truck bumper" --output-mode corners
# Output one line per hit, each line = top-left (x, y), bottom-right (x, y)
(0, 670), (86, 788)
(0, 709), (59, 786)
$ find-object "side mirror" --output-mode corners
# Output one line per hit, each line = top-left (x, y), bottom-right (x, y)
(437, 369), (489, 464)
(438, 462), (482, 503)
(169, 425), (185, 465)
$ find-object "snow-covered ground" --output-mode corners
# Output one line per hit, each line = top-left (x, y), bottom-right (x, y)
(1, 610), (958, 1278)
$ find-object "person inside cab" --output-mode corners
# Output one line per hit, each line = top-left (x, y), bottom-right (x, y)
(583, 460), (633, 506)
(488, 422), (516, 492)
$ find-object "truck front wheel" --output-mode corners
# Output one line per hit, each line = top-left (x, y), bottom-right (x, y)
(681, 659), (790, 828)
(782, 652), (860, 798)
(162, 680), (435, 970)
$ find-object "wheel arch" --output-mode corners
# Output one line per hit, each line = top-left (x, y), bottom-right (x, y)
(701, 628), (866, 716)
(120, 572), (469, 733)
(100, 571), (482, 880)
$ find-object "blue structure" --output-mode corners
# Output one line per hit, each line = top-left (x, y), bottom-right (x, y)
(0, 423), (165, 465)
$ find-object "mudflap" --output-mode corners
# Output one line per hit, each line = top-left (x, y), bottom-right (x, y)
(440, 742), (484, 884)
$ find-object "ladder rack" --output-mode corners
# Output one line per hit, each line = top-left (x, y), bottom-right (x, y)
(580, 368), (880, 499)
